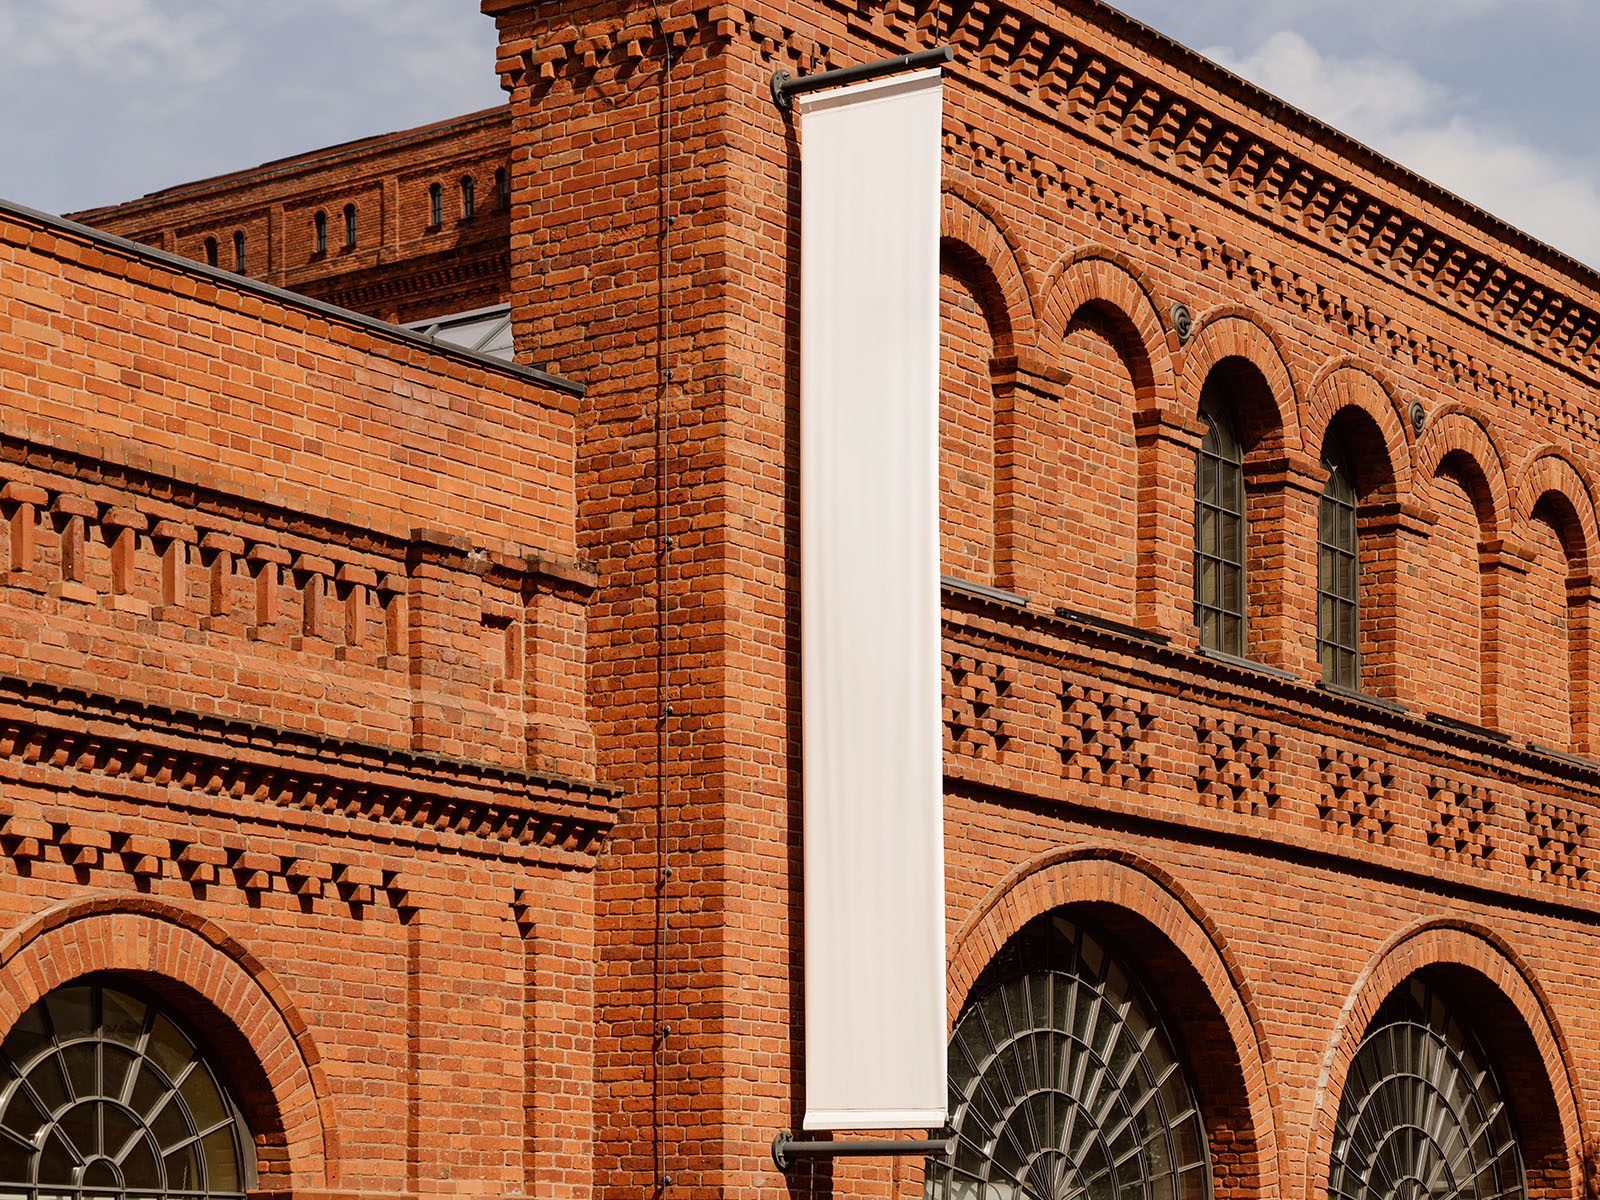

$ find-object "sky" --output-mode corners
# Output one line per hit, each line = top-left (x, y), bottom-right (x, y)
(1, 1), (1598, 268)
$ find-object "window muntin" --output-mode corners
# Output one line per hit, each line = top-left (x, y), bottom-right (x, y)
(1194, 385), (1246, 655)
(940, 914), (1212, 1200)
(1319, 446), (1360, 689)
(1328, 977), (1525, 1200)
(460, 176), (474, 219)
(230, 232), (245, 275)
(0, 980), (255, 1200)
(312, 211), (326, 255)
(342, 205), (357, 249)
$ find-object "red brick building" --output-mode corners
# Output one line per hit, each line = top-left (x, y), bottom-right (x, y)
(7, 0), (1600, 1198)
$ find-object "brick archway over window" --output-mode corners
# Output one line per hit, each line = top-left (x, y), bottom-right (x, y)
(0, 895), (336, 1192)
(948, 846), (1282, 1200)
(1305, 919), (1585, 1200)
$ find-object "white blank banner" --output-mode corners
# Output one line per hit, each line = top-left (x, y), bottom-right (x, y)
(799, 67), (946, 1132)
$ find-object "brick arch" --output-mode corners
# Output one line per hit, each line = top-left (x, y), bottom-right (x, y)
(1179, 306), (1302, 450)
(0, 894), (336, 1191)
(1416, 405), (1512, 537)
(940, 186), (1038, 356)
(949, 844), (1282, 1200)
(1513, 447), (1600, 569)
(1303, 919), (1584, 1200)
(1302, 358), (1414, 496)
(1039, 245), (1177, 409)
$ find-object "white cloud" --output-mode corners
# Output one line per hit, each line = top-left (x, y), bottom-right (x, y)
(1205, 30), (1600, 267)
(0, 0), (236, 82)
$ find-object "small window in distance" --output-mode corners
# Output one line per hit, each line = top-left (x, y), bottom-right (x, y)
(428, 182), (442, 228)
(1319, 441), (1361, 689)
(496, 166), (509, 210)
(233, 230), (246, 274)
(460, 175), (475, 219)
(204, 236), (218, 267)
(1193, 380), (1246, 655)
(343, 203), (357, 249)
(313, 210), (327, 255)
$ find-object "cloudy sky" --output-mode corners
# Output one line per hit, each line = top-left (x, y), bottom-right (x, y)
(2, 1), (1597, 268)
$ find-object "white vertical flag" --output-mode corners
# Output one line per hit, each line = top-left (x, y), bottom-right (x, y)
(798, 67), (946, 1132)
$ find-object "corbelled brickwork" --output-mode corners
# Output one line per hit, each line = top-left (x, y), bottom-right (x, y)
(70, 109), (513, 324)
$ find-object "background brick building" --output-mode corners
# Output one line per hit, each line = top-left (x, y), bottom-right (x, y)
(5, 0), (1600, 1198)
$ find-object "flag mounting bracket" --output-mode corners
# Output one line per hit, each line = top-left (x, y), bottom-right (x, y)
(770, 1132), (956, 1171)
(770, 45), (953, 112)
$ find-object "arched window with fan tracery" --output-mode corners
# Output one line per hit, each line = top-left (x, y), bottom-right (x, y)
(939, 913), (1212, 1200)
(0, 979), (256, 1200)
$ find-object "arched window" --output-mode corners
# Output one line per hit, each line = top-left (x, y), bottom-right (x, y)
(231, 232), (245, 274)
(1194, 380), (1246, 655)
(312, 210), (326, 255)
(495, 166), (509, 211)
(0, 979), (256, 1200)
(428, 183), (442, 228)
(945, 913), (1212, 1200)
(1319, 440), (1361, 689)
(460, 175), (474, 219)
(203, 238), (218, 268)
(1329, 976), (1524, 1200)
(343, 204), (357, 249)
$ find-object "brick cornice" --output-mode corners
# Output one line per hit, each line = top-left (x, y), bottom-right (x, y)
(0, 672), (618, 865)
(501, 0), (1600, 408)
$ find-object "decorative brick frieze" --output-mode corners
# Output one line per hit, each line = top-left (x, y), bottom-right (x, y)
(1195, 716), (1279, 816)
(944, 652), (1016, 760)
(1057, 681), (1152, 790)
(1426, 776), (1496, 865)
(0, 673), (617, 864)
(0, 441), (597, 775)
(1525, 793), (1592, 886)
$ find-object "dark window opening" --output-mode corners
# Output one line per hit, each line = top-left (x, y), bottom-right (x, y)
(232, 231), (245, 274)
(495, 166), (509, 210)
(313, 210), (326, 255)
(203, 237), (218, 268)
(460, 175), (474, 219)
(1194, 380), (1246, 655)
(1319, 441), (1361, 689)
(428, 183), (442, 228)
(343, 204), (357, 249)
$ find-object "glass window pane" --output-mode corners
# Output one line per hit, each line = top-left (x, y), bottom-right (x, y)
(27, 1058), (70, 1116)
(121, 1135), (162, 1188)
(43, 991), (92, 1044)
(179, 1066), (227, 1134)
(145, 1013), (193, 1081)
(101, 994), (147, 1050)
(1, 1009), (49, 1072)
(164, 1142), (203, 1192)
(199, 1125), (240, 1193)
